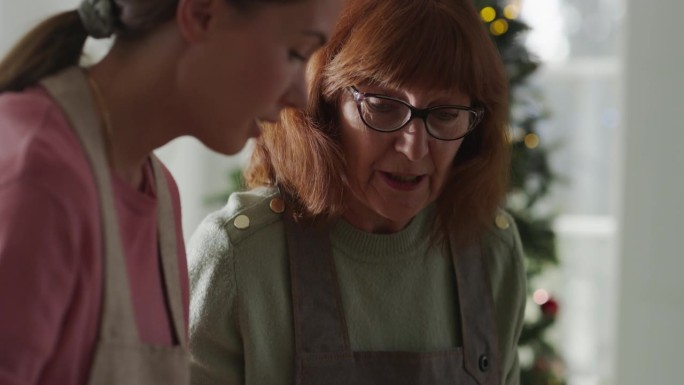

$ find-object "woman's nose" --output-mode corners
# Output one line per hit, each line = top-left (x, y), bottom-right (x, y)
(279, 67), (307, 109)
(394, 119), (429, 161)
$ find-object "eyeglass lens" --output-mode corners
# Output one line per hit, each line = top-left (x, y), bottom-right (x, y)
(359, 96), (475, 140)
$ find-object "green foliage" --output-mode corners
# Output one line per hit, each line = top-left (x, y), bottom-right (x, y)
(476, 0), (566, 383)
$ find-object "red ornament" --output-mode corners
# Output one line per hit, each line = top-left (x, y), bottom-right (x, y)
(541, 297), (559, 318)
(534, 357), (550, 371)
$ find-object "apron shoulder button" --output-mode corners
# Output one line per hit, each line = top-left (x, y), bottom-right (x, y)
(495, 214), (510, 230)
(269, 198), (285, 213)
(234, 214), (251, 230)
(478, 354), (491, 372)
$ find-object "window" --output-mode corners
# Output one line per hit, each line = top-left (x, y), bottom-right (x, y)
(521, 0), (625, 384)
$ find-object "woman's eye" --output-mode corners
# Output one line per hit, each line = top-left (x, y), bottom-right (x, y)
(288, 50), (307, 62)
(435, 110), (460, 121)
(366, 98), (397, 113)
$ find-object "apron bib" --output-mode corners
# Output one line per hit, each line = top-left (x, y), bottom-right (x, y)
(41, 67), (190, 385)
(283, 200), (501, 385)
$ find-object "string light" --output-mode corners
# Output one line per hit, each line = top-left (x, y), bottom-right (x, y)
(480, 7), (496, 23)
(490, 19), (509, 36)
(524, 133), (540, 149)
(504, 4), (521, 20)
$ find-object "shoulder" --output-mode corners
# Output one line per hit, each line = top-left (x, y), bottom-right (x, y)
(480, 210), (527, 379)
(0, 86), (93, 198)
(0, 86), (55, 127)
(187, 186), (288, 332)
(480, 209), (526, 324)
(0, 86), (75, 156)
(188, 186), (285, 263)
(483, 210), (521, 252)
(480, 210), (524, 278)
(481, 209), (525, 279)
(0, 87), (98, 229)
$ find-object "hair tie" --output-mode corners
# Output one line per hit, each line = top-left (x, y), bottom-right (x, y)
(78, 0), (118, 38)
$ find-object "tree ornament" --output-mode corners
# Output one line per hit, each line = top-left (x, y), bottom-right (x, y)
(541, 297), (559, 318)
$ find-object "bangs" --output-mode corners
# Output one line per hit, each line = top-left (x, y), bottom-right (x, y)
(323, 0), (485, 99)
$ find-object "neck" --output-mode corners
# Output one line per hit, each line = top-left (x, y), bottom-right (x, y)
(342, 205), (410, 234)
(86, 66), (152, 188)
(85, 28), (184, 189)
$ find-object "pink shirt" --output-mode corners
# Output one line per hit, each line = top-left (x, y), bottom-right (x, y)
(0, 87), (189, 384)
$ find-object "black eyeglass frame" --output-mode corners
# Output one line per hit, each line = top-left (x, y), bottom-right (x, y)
(347, 86), (484, 141)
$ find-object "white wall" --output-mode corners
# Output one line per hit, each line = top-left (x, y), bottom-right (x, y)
(615, 0), (684, 383)
(155, 138), (246, 241)
(0, 1), (77, 55)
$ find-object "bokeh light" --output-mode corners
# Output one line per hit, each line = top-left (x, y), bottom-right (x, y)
(480, 7), (496, 23)
(520, 0), (570, 62)
(524, 133), (540, 149)
(504, 4), (521, 20)
(490, 19), (509, 36)
(533, 289), (550, 305)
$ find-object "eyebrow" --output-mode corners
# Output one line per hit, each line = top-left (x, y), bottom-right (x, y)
(300, 30), (327, 47)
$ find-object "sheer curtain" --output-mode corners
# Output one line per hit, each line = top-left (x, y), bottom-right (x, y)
(520, 0), (623, 384)
(615, 0), (684, 383)
(523, 0), (684, 384)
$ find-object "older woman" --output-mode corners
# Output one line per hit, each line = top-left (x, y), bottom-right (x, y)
(189, 0), (526, 384)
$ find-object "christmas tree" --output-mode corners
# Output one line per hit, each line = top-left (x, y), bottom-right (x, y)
(474, 0), (566, 384)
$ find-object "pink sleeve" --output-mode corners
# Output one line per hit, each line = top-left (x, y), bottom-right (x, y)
(0, 180), (80, 384)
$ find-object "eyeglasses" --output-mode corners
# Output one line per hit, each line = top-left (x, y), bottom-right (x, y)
(347, 86), (484, 141)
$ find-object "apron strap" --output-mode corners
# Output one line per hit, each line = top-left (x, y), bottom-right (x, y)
(284, 188), (501, 383)
(450, 240), (502, 385)
(41, 67), (139, 342)
(283, 196), (351, 355)
(40, 67), (185, 346)
(150, 156), (187, 345)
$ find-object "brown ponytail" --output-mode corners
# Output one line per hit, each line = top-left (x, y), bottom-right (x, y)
(0, 11), (88, 92)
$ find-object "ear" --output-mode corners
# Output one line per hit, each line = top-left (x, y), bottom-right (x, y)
(176, 0), (214, 43)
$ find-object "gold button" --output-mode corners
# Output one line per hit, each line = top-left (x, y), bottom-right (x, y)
(233, 215), (250, 230)
(269, 198), (285, 213)
(495, 214), (510, 230)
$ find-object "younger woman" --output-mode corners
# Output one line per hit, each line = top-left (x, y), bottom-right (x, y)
(0, 0), (342, 383)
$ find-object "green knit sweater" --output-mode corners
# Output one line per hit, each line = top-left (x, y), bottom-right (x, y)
(189, 187), (526, 385)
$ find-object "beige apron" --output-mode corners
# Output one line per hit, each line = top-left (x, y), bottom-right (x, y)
(41, 67), (190, 385)
(283, 201), (501, 384)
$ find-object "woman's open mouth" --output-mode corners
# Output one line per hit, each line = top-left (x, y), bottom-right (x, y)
(380, 172), (425, 191)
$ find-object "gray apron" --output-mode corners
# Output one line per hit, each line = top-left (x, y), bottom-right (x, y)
(41, 67), (190, 385)
(284, 205), (501, 385)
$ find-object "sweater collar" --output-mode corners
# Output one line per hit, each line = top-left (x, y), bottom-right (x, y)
(330, 205), (435, 263)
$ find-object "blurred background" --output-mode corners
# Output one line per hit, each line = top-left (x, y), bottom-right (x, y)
(1, 0), (682, 384)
